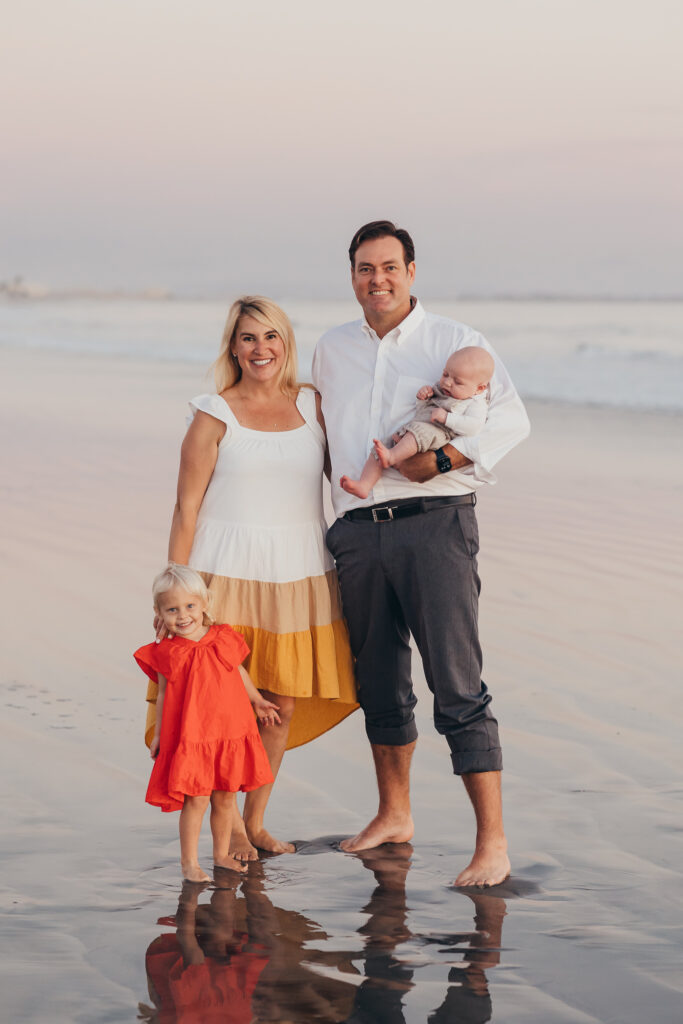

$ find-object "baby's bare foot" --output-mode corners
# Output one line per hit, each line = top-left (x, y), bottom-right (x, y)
(246, 826), (295, 855)
(182, 861), (211, 884)
(214, 853), (248, 874)
(373, 440), (393, 469)
(340, 475), (371, 499)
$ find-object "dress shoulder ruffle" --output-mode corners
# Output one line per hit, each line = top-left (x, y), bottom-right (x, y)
(134, 640), (172, 683)
(187, 394), (234, 431)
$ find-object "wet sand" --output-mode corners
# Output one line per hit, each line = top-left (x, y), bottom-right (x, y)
(1, 347), (682, 1022)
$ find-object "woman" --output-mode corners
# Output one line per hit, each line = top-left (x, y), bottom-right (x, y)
(147, 296), (356, 857)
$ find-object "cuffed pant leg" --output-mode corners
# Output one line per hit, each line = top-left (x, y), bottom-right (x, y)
(326, 518), (418, 746)
(385, 505), (502, 774)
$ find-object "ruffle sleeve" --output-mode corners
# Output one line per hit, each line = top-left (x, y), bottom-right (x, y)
(134, 641), (172, 683)
(187, 393), (233, 436)
(295, 386), (326, 447)
(213, 623), (250, 666)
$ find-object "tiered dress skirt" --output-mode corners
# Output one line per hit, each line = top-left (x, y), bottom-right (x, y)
(145, 387), (357, 750)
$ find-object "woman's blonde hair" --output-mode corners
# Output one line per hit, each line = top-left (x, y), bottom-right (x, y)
(214, 295), (299, 397)
(152, 563), (214, 623)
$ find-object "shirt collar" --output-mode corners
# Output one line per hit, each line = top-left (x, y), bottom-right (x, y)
(361, 297), (425, 344)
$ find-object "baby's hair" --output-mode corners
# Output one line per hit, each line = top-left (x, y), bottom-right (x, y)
(152, 563), (214, 622)
(449, 346), (495, 384)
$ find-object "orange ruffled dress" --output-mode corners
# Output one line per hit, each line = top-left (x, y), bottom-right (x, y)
(135, 625), (273, 812)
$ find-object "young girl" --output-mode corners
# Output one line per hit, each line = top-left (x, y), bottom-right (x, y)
(134, 564), (280, 882)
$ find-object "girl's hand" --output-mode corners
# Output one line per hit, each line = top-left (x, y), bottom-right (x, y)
(430, 408), (447, 424)
(417, 385), (434, 400)
(150, 736), (161, 759)
(253, 698), (281, 726)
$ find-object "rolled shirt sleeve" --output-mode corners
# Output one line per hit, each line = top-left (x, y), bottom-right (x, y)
(450, 361), (530, 483)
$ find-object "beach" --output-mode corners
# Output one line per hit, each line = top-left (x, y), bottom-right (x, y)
(1, 343), (682, 1022)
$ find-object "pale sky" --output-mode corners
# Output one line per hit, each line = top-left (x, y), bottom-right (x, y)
(3, 0), (682, 296)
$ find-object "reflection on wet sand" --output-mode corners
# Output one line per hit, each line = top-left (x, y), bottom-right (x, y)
(348, 846), (505, 1024)
(139, 845), (506, 1023)
(424, 893), (506, 1024)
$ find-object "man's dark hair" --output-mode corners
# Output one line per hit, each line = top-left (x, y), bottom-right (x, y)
(348, 220), (415, 269)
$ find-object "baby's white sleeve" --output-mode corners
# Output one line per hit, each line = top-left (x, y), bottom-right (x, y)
(444, 397), (489, 437)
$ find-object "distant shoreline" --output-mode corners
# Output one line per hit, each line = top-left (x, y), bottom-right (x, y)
(1, 288), (682, 304)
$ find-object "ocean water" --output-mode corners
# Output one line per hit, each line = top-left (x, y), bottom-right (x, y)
(1, 297), (681, 413)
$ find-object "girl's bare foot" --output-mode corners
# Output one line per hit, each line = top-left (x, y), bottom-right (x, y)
(182, 861), (211, 883)
(340, 475), (371, 499)
(214, 853), (248, 874)
(229, 825), (259, 861)
(246, 825), (295, 855)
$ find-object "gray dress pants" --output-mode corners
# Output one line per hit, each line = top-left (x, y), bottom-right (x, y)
(326, 498), (502, 775)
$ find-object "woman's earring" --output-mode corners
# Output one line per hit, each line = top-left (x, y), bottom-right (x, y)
(231, 352), (238, 361)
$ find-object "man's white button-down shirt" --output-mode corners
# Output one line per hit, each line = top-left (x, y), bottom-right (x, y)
(312, 299), (530, 518)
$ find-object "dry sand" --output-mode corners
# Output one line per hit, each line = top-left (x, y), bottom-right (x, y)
(1, 346), (682, 1022)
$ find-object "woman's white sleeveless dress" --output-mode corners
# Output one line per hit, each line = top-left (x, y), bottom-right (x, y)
(187, 386), (356, 749)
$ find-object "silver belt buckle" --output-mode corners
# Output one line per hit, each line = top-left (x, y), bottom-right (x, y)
(372, 505), (394, 523)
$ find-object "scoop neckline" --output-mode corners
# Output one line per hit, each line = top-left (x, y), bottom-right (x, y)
(216, 391), (308, 435)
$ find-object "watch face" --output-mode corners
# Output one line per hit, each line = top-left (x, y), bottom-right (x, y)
(436, 450), (451, 473)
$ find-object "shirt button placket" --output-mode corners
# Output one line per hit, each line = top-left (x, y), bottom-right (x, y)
(368, 336), (386, 453)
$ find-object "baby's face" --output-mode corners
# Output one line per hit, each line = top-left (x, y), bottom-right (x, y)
(438, 355), (483, 400)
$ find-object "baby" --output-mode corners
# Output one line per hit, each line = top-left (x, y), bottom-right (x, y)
(341, 346), (495, 499)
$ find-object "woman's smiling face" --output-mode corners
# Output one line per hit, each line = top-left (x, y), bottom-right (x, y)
(231, 315), (286, 384)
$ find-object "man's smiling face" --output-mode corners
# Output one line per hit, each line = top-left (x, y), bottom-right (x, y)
(351, 236), (415, 327)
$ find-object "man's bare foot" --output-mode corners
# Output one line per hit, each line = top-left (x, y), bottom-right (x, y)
(339, 813), (414, 852)
(229, 828), (259, 861)
(182, 862), (211, 883)
(246, 826), (295, 854)
(454, 840), (510, 888)
(373, 439), (394, 469)
(214, 853), (248, 874)
(340, 475), (371, 499)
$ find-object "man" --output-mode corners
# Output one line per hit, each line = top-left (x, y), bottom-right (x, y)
(312, 221), (530, 886)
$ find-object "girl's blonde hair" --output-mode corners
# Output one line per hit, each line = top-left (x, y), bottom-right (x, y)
(152, 563), (214, 623)
(213, 295), (299, 397)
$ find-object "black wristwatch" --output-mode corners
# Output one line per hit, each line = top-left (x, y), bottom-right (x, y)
(435, 447), (452, 474)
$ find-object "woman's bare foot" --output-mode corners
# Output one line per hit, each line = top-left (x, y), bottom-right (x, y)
(246, 825), (295, 855)
(454, 840), (510, 888)
(373, 439), (393, 469)
(340, 475), (371, 499)
(214, 853), (248, 874)
(229, 825), (259, 861)
(181, 861), (212, 883)
(339, 813), (414, 852)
